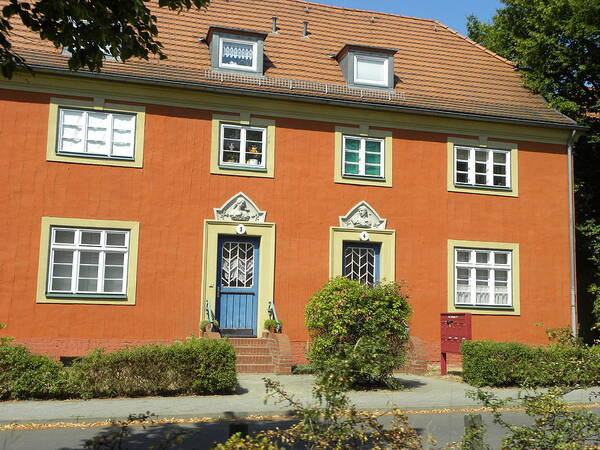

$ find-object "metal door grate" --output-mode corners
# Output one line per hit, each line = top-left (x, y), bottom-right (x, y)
(221, 242), (254, 288)
(343, 245), (376, 285)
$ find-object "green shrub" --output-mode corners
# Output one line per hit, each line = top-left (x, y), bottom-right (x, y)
(0, 342), (72, 400)
(71, 337), (237, 398)
(291, 363), (315, 374)
(305, 277), (411, 389)
(462, 340), (600, 387)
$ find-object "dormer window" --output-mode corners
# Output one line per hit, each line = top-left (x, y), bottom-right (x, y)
(335, 44), (397, 89)
(219, 38), (257, 71)
(207, 26), (267, 75)
(354, 55), (388, 87)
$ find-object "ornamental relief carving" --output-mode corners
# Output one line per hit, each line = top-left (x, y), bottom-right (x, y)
(214, 192), (266, 223)
(339, 201), (386, 229)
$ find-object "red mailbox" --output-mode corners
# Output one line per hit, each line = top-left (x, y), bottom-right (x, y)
(440, 313), (472, 375)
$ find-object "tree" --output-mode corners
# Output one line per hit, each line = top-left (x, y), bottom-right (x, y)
(467, 0), (600, 338)
(0, 0), (210, 79)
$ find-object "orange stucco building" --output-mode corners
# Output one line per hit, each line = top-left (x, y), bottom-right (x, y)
(0, 0), (582, 370)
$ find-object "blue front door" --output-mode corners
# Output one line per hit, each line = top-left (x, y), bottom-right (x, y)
(216, 236), (260, 336)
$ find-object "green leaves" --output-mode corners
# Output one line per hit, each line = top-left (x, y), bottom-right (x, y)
(0, 0), (211, 78)
(305, 277), (412, 390)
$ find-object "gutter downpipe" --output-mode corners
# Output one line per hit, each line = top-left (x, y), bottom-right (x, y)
(567, 129), (578, 336)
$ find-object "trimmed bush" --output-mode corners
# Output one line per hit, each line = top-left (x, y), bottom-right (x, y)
(305, 277), (411, 389)
(462, 340), (600, 387)
(0, 342), (72, 400)
(71, 337), (237, 398)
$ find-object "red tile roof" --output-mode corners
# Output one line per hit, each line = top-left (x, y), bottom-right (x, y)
(8, 0), (577, 127)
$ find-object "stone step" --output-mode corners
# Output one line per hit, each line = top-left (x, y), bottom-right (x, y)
(234, 346), (272, 355)
(236, 355), (273, 365)
(236, 363), (276, 374)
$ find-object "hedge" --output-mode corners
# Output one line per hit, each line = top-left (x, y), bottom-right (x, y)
(0, 338), (237, 400)
(462, 340), (600, 387)
(0, 342), (72, 400)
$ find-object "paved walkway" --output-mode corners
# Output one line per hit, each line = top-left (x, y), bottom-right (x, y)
(0, 375), (597, 425)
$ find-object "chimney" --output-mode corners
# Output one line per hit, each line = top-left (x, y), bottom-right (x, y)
(303, 21), (310, 38)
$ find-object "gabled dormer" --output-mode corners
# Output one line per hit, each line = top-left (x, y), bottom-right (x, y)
(206, 26), (268, 75)
(335, 44), (397, 89)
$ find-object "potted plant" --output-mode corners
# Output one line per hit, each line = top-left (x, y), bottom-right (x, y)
(263, 319), (283, 333)
(200, 319), (219, 333)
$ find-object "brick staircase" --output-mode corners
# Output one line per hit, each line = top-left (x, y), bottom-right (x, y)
(229, 338), (275, 373)
(228, 333), (293, 374)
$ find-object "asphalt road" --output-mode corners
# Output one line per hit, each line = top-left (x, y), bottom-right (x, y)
(1, 409), (598, 449)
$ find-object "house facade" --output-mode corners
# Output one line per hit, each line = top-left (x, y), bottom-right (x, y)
(0, 0), (581, 369)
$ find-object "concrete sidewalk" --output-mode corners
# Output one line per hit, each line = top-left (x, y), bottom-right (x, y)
(0, 375), (597, 425)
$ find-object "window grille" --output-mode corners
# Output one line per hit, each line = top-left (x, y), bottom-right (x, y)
(455, 248), (511, 307)
(343, 245), (376, 285)
(221, 241), (255, 288)
(454, 146), (510, 188)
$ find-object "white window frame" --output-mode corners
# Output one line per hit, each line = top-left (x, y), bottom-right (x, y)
(47, 226), (130, 296)
(342, 135), (385, 178)
(353, 54), (389, 87)
(454, 248), (512, 308)
(218, 37), (258, 72)
(454, 145), (511, 189)
(219, 123), (267, 169)
(57, 107), (137, 160)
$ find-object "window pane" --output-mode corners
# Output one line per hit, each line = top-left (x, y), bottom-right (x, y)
(105, 266), (124, 279)
(80, 252), (100, 264)
(222, 151), (240, 164)
(221, 41), (254, 67)
(59, 110), (85, 153)
(344, 163), (359, 175)
(356, 57), (386, 83)
(53, 250), (74, 263)
(246, 129), (263, 142)
(78, 278), (98, 292)
(105, 253), (125, 265)
(52, 264), (72, 277)
(81, 231), (101, 245)
(476, 269), (489, 282)
(104, 280), (123, 293)
(456, 173), (468, 183)
(495, 253), (508, 265)
(476, 252), (489, 264)
(475, 163), (487, 173)
(495, 270), (508, 283)
(78, 265), (99, 277)
(457, 250), (470, 262)
(345, 151), (359, 162)
(365, 140), (381, 153)
(493, 165), (506, 175)
(475, 175), (487, 184)
(223, 126), (241, 139)
(493, 152), (506, 163)
(456, 161), (468, 172)
(344, 138), (360, 151)
(494, 176), (507, 187)
(475, 151), (487, 162)
(457, 268), (470, 279)
(456, 148), (469, 160)
(246, 154), (262, 166)
(365, 153), (381, 164)
(106, 233), (126, 247)
(51, 278), (71, 291)
(365, 164), (381, 176)
(54, 229), (75, 244)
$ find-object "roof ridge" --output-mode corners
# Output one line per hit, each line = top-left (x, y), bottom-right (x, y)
(291, 0), (439, 24)
(432, 20), (515, 67)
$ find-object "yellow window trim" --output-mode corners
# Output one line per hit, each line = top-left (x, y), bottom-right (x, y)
(47, 97), (145, 168)
(210, 113), (276, 178)
(447, 239), (520, 315)
(36, 217), (140, 305)
(201, 220), (276, 329)
(329, 227), (395, 281)
(447, 136), (519, 197)
(334, 126), (393, 187)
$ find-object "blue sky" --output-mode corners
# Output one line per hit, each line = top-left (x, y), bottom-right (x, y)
(313, 0), (503, 35)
